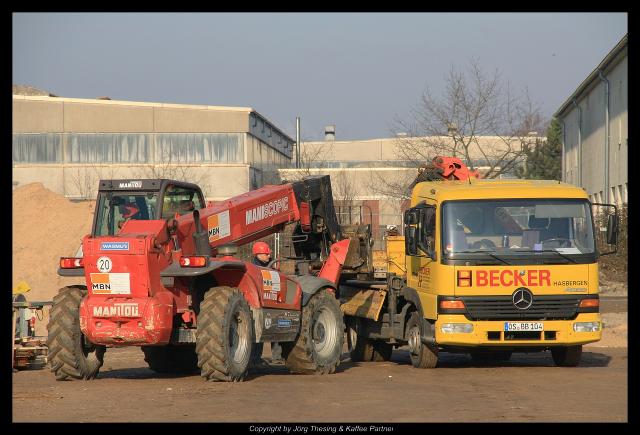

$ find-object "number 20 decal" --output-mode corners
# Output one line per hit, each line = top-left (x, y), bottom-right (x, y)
(97, 256), (112, 273)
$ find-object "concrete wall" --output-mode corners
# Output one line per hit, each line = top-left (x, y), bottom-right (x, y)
(13, 164), (250, 201)
(13, 99), (64, 133)
(559, 53), (627, 205)
(13, 96), (250, 134)
(154, 107), (249, 133)
(301, 136), (538, 167)
(13, 96), (289, 199)
(607, 56), (628, 203)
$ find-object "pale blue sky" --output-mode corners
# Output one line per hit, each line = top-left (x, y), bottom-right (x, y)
(13, 13), (627, 141)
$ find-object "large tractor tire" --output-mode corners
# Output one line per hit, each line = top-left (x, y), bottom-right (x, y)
(196, 286), (255, 382)
(346, 316), (393, 362)
(47, 286), (106, 380)
(282, 289), (344, 374)
(142, 345), (198, 374)
(406, 311), (438, 369)
(551, 345), (583, 367)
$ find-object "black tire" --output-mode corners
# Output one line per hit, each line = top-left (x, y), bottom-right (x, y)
(46, 286), (106, 380)
(470, 350), (512, 364)
(247, 342), (270, 373)
(281, 289), (344, 374)
(142, 345), (198, 374)
(250, 342), (264, 365)
(551, 345), (582, 367)
(347, 317), (393, 362)
(405, 311), (438, 369)
(196, 286), (254, 382)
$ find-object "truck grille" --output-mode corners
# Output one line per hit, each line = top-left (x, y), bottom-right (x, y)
(460, 295), (581, 321)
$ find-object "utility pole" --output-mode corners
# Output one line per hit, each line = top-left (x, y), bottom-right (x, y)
(296, 117), (301, 168)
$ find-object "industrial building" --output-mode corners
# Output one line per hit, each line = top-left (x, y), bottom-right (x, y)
(555, 34), (627, 206)
(12, 94), (295, 200)
(279, 130), (542, 248)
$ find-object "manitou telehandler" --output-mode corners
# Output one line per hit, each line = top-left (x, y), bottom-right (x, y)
(50, 176), (372, 382)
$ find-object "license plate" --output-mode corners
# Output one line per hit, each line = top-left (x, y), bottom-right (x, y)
(504, 322), (544, 332)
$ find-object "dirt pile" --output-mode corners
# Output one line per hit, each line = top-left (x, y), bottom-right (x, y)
(13, 183), (94, 334)
(587, 312), (628, 348)
(599, 272), (628, 296)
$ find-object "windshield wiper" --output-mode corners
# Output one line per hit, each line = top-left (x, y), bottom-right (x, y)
(456, 250), (511, 265)
(511, 249), (578, 264)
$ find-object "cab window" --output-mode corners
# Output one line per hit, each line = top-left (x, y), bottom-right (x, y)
(162, 185), (204, 219)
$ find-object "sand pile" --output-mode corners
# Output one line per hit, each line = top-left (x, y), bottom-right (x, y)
(13, 183), (94, 334)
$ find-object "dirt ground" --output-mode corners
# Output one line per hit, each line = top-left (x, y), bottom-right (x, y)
(12, 344), (627, 423)
(13, 294), (627, 423)
(12, 183), (628, 423)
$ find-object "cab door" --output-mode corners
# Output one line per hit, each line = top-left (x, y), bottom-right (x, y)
(405, 201), (439, 320)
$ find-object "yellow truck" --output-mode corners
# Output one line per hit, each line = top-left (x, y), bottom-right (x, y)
(341, 168), (618, 368)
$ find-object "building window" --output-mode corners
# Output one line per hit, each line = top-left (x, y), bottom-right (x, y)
(66, 133), (149, 163)
(155, 133), (244, 164)
(13, 133), (62, 163)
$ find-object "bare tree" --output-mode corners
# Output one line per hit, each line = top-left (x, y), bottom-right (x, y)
(289, 139), (333, 180)
(279, 136), (334, 185)
(68, 165), (118, 199)
(368, 167), (417, 200)
(391, 59), (545, 179)
(142, 146), (210, 195)
(332, 169), (361, 225)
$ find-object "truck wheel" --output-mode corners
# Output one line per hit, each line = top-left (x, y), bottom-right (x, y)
(196, 286), (254, 381)
(47, 286), (106, 380)
(347, 317), (393, 362)
(406, 311), (438, 369)
(142, 345), (198, 374)
(470, 350), (512, 364)
(551, 345), (582, 367)
(282, 289), (344, 374)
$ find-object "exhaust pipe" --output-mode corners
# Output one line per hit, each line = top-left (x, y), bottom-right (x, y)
(192, 210), (212, 256)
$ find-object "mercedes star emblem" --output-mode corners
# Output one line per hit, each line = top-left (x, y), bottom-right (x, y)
(512, 287), (533, 310)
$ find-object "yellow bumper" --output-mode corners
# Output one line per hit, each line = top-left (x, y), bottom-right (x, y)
(435, 313), (602, 347)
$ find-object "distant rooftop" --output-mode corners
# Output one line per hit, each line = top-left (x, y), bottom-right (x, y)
(12, 84), (57, 97)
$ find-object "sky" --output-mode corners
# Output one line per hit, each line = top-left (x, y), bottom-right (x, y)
(13, 13), (627, 141)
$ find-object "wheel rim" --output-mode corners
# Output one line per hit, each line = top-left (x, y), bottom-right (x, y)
(408, 325), (421, 355)
(312, 306), (338, 358)
(347, 320), (359, 351)
(229, 308), (250, 364)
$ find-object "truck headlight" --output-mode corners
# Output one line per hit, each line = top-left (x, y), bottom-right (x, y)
(573, 322), (601, 332)
(441, 323), (473, 333)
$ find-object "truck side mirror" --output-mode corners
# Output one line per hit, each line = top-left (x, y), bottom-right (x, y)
(404, 210), (419, 225)
(405, 226), (418, 256)
(606, 213), (618, 245)
(593, 202), (618, 256)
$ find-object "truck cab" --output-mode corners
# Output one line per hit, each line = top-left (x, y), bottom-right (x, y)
(342, 177), (617, 368)
(402, 179), (615, 366)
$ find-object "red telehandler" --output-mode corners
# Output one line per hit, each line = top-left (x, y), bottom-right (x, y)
(49, 176), (371, 382)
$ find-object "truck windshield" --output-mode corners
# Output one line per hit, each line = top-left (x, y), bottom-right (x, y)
(94, 192), (158, 236)
(441, 199), (595, 258)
